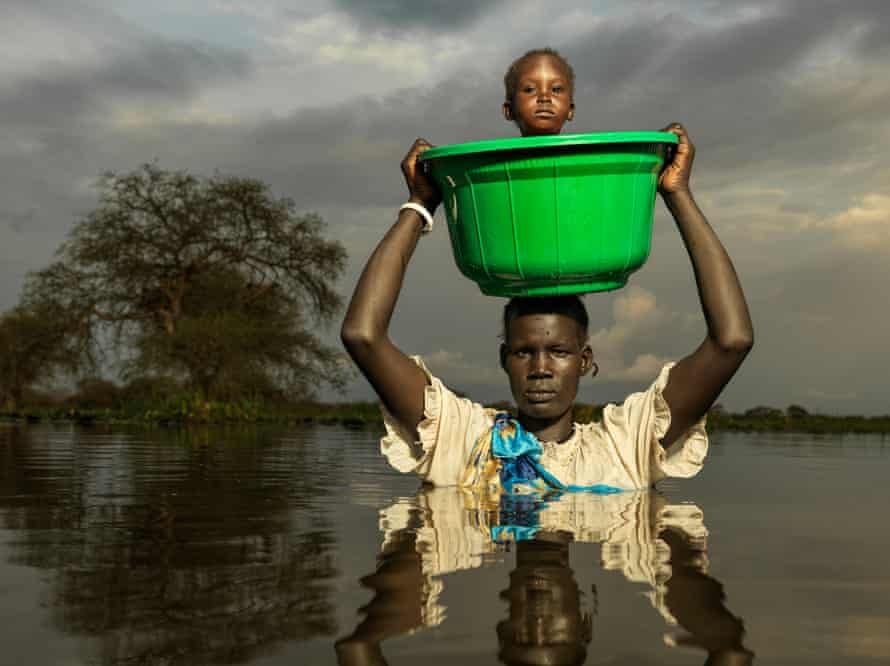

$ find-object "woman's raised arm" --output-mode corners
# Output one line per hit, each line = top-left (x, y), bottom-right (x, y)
(658, 123), (754, 448)
(340, 139), (441, 438)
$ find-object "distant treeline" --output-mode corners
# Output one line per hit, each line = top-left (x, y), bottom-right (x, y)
(0, 380), (381, 428)
(2, 383), (888, 435)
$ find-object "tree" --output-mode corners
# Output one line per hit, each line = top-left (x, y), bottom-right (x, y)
(0, 302), (92, 411)
(129, 266), (345, 399)
(25, 164), (347, 399)
(743, 406), (783, 419)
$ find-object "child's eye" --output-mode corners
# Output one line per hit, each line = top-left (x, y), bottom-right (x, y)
(522, 86), (535, 94)
(552, 86), (564, 94)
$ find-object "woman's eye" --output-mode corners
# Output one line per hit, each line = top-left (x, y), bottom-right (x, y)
(552, 349), (569, 358)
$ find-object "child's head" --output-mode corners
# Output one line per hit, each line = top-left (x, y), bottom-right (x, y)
(500, 296), (594, 423)
(503, 48), (575, 137)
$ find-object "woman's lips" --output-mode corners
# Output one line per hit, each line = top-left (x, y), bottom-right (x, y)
(525, 389), (557, 402)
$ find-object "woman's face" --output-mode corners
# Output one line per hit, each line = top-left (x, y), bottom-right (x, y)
(504, 54), (575, 136)
(501, 313), (592, 435)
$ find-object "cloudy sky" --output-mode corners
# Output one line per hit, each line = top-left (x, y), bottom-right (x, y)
(3, 0), (889, 414)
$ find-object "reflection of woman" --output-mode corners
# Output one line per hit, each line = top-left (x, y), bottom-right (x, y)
(336, 489), (753, 665)
(496, 534), (593, 666)
(661, 528), (754, 665)
(335, 531), (426, 666)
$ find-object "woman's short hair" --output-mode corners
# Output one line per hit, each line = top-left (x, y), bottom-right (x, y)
(502, 295), (589, 342)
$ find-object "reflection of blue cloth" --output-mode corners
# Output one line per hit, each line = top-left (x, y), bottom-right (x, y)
(489, 414), (622, 542)
(491, 492), (544, 542)
(491, 525), (540, 541)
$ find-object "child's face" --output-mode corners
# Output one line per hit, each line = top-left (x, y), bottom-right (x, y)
(500, 313), (592, 425)
(504, 55), (574, 137)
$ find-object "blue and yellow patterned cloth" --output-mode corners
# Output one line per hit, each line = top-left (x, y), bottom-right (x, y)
(461, 413), (622, 542)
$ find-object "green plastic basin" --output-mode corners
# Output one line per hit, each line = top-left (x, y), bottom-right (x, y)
(419, 131), (677, 297)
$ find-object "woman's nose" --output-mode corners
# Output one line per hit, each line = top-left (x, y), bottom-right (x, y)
(529, 353), (552, 376)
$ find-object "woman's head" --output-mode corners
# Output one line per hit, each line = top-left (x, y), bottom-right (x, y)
(503, 48), (575, 136)
(500, 297), (594, 434)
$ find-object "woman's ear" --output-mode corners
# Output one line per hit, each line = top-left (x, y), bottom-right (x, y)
(503, 101), (514, 122)
(580, 344), (594, 376)
(499, 343), (508, 371)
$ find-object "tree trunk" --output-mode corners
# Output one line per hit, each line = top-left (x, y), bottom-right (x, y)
(7, 386), (23, 413)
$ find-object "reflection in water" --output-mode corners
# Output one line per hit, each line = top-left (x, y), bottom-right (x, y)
(0, 424), (339, 665)
(497, 536), (592, 666)
(338, 488), (754, 665)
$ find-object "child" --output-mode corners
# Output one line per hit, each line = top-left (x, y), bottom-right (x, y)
(340, 48), (753, 492)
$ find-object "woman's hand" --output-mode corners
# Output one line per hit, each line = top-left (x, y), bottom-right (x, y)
(658, 122), (695, 196)
(401, 138), (441, 212)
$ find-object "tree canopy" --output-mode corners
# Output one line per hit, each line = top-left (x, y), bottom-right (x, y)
(129, 266), (345, 399)
(24, 164), (348, 400)
(0, 302), (92, 410)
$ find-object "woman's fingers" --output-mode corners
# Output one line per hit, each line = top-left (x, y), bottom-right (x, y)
(663, 122), (695, 156)
(400, 138), (441, 209)
(657, 123), (696, 193)
(401, 138), (432, 177)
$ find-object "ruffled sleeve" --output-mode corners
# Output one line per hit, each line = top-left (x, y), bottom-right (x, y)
(599, 362), (708, 487)
(379, 357), (440, 474)
(649, 363), (708, 480)
(379, 356), (495, 486)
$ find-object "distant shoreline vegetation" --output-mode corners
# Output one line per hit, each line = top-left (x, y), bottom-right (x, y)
(2, 389), (888, 435)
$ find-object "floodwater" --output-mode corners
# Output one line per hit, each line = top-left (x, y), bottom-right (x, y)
(1, 423), (889, 665)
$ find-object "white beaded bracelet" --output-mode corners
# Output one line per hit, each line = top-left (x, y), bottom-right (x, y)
(399, 202), (434, 233)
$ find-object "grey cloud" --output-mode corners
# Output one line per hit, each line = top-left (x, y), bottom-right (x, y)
(736, 247), (890, 415)
(1, 41), (252, 128)
(220, 77), (508, 207)
(2, 0), (252, 129)
(97, 41), (253, 97)
(331, 0), (506, 30)
(549, 0), (890, 193)
(5, 209), (36, 233)
(562, 0), (886, 102)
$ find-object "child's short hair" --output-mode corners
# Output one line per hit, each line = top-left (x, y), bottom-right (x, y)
(503, 48), (575, 104)
(502, 295), (589, 343)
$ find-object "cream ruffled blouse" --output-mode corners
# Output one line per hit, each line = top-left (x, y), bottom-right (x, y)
(380, 357), (708, 490)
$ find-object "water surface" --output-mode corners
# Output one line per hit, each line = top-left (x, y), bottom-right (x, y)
(1, 423), (888, 665)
